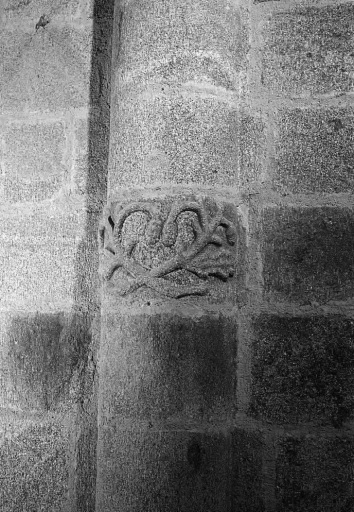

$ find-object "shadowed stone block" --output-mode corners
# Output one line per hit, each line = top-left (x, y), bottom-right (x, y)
(97, 429), (231, 512)
(99, 312), (237, 423)
(276, 433), (354, 511)
(261, 207), (354, 303)
(250, 315), (354, 426)
(231, 429), (265, 512)
(96, 426), (265, 512)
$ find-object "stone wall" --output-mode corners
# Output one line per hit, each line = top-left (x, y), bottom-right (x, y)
(1, 0), (354, 511)
(0, 1), (113, 510)
(246, 0), (354, 510)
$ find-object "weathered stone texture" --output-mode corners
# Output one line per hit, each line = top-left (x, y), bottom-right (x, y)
(99, 312), (237, 423)
(251, 315), (354, 426)
(232, 429), (265, 512)
(0, 26), (91, 114)
(261, 207), (354, 303)
(3, 0), (80, 22)
(97, 429), (231, 512)
(96, 426), (264, 512)
(274, 108), (354, 194)
(109, 92), (240, 188)
(0, 208), (84, 311)
(0, 419), (69, 512)
(276, 433), (354, 511)
(261, 4), (354, 96)
(116, 0), (248, 90)
(1, 121), (67, 202)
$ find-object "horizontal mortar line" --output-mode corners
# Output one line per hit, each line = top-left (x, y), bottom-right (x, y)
(0, 406), (69, 424)
(116, 84), (240, 105)
(244, 300), (354, 318)
(97, 414), (354, 437)
(108, 184), (246, 203)
(0, 107), (89, 125)
(0, 197), (87, 217)
(234, 413), (354, 437)
(252, 190), (354, 208)
(0, 304), (76, 315)
(248, 91), (354, 110)
(251, 0), (353, 14)
(101, 301), (239, 318)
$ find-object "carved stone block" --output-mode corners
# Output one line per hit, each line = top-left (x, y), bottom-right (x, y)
(99, 195), (240, 299)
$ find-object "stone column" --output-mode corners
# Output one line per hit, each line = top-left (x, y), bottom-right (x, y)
(96, 1), (248, 510)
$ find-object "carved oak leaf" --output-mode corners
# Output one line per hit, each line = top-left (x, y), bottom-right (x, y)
(99, 199), (237, 298)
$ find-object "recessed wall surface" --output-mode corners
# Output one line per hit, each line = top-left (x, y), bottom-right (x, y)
(0, 0), (113, 510)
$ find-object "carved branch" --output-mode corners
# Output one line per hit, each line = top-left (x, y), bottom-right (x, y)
(99, 198), (237, 298)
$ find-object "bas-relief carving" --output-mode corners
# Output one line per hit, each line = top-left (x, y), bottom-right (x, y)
(99, 198), (237, 298)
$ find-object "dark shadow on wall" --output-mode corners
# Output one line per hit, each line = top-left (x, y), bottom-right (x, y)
(67, 1), (115, 510)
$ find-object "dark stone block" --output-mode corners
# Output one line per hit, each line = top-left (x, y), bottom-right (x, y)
(96, 429), (231, 512)
(261, 5), (354, 96)
(276, 433), (354, 512)
(6, 312), (91, 411)
(262, 207), (354, 302)
(231, 429), (265, 512)
(250, 315), (354, 426)
(96, 426), (265, 512)
(274, 108), (354, 194)
(99, 312), (237, 423)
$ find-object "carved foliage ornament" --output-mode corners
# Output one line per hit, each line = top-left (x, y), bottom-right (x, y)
(98, 198), (237, 298)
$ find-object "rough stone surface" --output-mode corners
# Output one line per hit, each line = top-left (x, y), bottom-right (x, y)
(262, 4), (354, 96)
(1, 121), (67, 202)
(3, 0), (80, 22)
(0, 419), (69, 511)
(261, 207), (354, 303)
(99, 192), (246, 306)
(73, 113), (109, 201)
(274, 108), (354, 194)
(4, 312), (91, 411)
(231, 429), (265, 512)
(109, 91), (240, 188)
(97, 429), (231, 512)
(0, 208), (84, 311)
(116, 0), (248, 90)
(99, 312), (237, 423)
(250, 315), (354, 426)
(0, 26), (91, 114)
(276, 433), (354, 511)
(96, 426), (264, 512)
